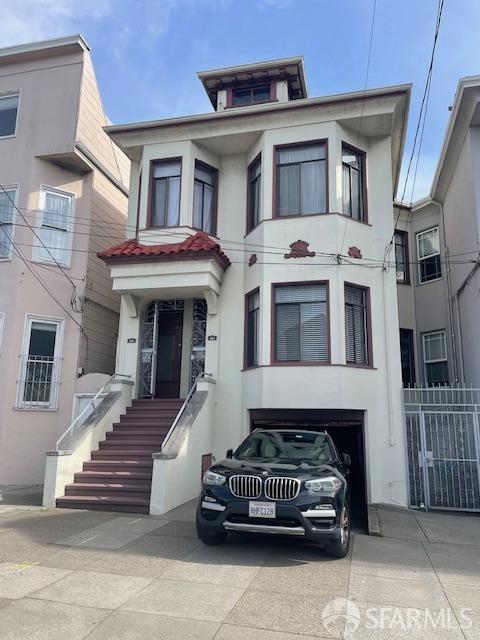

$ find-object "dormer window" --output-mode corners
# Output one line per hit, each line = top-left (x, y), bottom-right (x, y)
(231, 84), (272, 107)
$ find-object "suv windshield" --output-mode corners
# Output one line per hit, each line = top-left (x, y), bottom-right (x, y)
(235, 431), (335, 464)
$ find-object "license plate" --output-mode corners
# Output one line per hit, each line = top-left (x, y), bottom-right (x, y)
(249, 501), (276, 518)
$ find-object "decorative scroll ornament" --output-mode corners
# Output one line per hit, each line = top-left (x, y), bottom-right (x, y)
(347, 246), (362, 259)
(284, 240), (316, 259)
(190, 299), (207, 387)
(248, 253), (257, 267)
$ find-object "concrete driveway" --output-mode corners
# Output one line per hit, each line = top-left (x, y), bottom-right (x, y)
(0, 500), (479, 639)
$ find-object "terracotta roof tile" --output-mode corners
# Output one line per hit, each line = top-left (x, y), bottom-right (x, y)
(98, 231), (230, 269)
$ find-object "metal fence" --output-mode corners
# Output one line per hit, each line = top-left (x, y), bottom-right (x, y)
(404, 385), (480, 512)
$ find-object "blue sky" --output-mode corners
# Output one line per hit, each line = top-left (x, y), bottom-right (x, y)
(3, 0), (479, 201)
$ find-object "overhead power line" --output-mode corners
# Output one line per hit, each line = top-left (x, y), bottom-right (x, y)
(385, 0), (445, 267)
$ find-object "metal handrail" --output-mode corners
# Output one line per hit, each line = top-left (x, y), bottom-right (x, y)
(161, 373), (212, 451)
(56, 373), (131, 450)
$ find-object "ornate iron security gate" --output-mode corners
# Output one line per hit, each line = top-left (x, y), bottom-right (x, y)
(404, 387), (480, 511)
(139, 300), (184, 398)
(139, 299), (207, 398)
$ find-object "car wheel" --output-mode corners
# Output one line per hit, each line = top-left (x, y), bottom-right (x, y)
(196, 514), (227, 545)
(324, 504), (351, 559)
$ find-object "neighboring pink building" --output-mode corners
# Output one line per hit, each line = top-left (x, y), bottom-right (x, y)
(0, 35), (129, 484)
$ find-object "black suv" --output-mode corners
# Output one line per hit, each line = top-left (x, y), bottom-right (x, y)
(196, 429), (351, 558)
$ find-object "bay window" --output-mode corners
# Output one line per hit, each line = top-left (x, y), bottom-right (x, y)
(275, 142), (327, 217)
(34, 187), (73, 266)
(345, 284), (370, 365)
(193, 161), (217, 235)
(342, 144), (366, 221)
(245, 289), (260, 368)
(417, 226), (441, 283)
(248, 155), (261, 232)
(273, 282), (329, 363)
(151, 159), (181, 227)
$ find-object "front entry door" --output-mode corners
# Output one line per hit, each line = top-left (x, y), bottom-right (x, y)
(155, 311), (183, 398)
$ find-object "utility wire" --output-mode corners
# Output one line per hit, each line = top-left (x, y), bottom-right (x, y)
(386, 0), (445, 266)
(339, 0), (377, 259)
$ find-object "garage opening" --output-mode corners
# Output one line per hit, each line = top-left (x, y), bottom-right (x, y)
(250, 409), (367, 531)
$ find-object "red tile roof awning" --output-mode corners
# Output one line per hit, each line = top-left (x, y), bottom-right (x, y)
(98, 231), (230, 270)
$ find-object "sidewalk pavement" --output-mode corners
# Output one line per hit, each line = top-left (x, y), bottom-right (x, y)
(0, 496), (479, 639)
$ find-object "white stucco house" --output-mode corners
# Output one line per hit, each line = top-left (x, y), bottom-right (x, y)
(43, 57), (412, 517)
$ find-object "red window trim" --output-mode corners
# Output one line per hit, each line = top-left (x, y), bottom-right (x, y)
(341, 141), (368, 224)
(344, 282), (373, 368)
(146, 156), (183, 230)
(272, 138), (329, 219)
(244, 286), (260, 370)
(270, 280), (331, 366)
(192, 159), (218, 237)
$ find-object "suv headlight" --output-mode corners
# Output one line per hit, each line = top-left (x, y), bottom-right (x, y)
(203, 470), (226, 486)
(305, 477), (343, 493)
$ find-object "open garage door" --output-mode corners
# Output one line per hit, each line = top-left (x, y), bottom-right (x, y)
(250, 409), (367, 530)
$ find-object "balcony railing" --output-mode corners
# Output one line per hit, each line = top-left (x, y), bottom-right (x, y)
(16, 354), (62, 409)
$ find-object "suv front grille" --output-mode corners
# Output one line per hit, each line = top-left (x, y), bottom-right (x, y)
(229, 475), (262, 499)
(264, 477), (300, 500)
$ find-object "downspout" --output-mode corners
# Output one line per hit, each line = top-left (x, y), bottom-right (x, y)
(433, 198), (460, 382)
(452, 257), (480, 382)
(382, 267), (395, 447)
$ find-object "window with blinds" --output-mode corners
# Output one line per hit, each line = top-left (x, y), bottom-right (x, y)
(276, 142), (326, 217)
(151, 159), (181, 227)
(345, 284), (369, 365)
(274, 283), (328, 363)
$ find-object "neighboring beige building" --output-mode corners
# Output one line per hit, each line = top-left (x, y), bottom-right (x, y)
(0, 35), (129, 484)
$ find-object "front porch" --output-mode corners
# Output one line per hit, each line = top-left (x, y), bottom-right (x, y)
(43, 232), (228, 514)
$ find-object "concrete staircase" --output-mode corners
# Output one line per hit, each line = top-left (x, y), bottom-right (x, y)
(56, 398), (183, 513)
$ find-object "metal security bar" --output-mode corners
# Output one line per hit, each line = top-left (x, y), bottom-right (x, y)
(404, 385), (480, 512)
(17, 354), (61, 409)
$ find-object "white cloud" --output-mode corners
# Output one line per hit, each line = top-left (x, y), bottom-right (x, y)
(0, 0), (112, 47)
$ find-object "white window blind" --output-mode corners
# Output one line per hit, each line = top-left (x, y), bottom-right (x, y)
(275, 284), (328, 362)
(276, 143), (326, 216)
(345, 285), (368, 364)
(0, 187), (17, 258)
(37, 189), (73, 265)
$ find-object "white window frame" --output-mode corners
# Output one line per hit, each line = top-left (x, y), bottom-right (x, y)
(0, 91), (20, 140)
(0, 184), (19, 261)
(422, 330), (448, 385)
(32, 185), (75, 268)
(16, 314), (64, 410)
(416, 226), (441, 284)
(0, 312), (5, 353)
